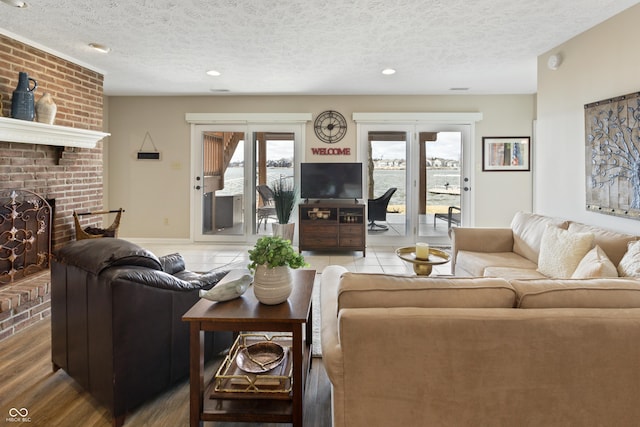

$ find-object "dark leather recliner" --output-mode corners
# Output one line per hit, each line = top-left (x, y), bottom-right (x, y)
(50, 238), (235, 427)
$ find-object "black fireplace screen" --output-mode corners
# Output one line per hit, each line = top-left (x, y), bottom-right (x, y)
(0, 190), (52, 284)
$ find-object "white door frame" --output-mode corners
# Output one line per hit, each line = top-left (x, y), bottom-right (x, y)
(186, 113), (311, 243)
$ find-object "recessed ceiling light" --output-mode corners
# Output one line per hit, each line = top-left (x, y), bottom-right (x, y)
(88, 43), (110, 53)
(449, 87), (469, 91)
(381, 68), (396, 75)
(210, 88), (229, 93)
(1, 0), (27, 7)
(206, 70), (221, 77)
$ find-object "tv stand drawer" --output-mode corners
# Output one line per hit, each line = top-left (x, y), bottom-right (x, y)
(339, 236), (363, 247)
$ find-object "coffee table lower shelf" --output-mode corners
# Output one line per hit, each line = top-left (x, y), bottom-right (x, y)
(211, 333), (293, 400)
(202, 383), (294, 423)
(203, 333), (297, 422)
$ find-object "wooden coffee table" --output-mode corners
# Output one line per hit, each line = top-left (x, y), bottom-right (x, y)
(182, 268), (316, 427)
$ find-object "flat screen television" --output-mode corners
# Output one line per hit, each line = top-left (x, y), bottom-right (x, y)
(300, 162), (363, 200)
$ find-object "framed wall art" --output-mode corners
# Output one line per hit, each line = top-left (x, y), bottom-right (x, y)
(585, 91), (640, 220)
(482, 136), (530, 171)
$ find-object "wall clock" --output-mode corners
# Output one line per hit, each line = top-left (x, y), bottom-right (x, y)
(314, 110), (347, 144)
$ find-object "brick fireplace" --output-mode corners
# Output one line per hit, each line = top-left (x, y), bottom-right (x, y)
(0, 33), (107, 340)
(0, 33), (106, 250)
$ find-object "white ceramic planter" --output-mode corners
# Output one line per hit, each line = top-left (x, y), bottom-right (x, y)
(253, 264), (292, 305)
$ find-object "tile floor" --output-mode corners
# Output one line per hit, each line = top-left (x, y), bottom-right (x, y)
(128, 241), (453, 276)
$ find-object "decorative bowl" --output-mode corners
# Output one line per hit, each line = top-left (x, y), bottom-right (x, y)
(236, 341), (285, 373)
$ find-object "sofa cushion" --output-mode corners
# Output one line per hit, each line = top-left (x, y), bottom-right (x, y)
(337, 273), (516, 309)
(53, 238), (162, 275)
(568, 222), (638, 266)
(510, 211), (569, 264)
(618, 240), (640, 278)
(456, 250), (538, 276)
(105, 267), (205, 291)
(537, 225), (594, 278)
(484, 266), (547, 280)
(512, 279), (640, 308)
(571, 245), (618, 279)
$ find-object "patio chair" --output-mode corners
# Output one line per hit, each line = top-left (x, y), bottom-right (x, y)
(367, 187), (397, 231)
(256, 184), (277, 230)
(434, 206), (461, 229)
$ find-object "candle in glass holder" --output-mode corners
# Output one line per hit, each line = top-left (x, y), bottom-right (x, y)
(415, 242), (430, 259)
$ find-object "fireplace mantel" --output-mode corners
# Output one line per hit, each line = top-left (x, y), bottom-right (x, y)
(0, 116), (109, 149)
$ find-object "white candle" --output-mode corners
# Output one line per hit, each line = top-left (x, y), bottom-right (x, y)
(415, 242), (429, 259)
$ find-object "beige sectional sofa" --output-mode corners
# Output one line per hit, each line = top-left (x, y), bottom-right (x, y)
(451, 211), (639, 279)
(320, 212), (640, 427)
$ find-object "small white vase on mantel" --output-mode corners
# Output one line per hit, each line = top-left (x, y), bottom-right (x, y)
(35, 92), (57, 125)
(253, 264), (292, 305)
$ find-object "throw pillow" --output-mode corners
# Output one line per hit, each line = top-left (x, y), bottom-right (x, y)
(571, 245), (618, 279)
(510, 211), (569, 264)
(567, 222), (638, 266)
(537, 225), (595, 278)
(618, 240), (640, 277)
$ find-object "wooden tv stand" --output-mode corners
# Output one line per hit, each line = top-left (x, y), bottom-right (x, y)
(298, 202), (366, 256)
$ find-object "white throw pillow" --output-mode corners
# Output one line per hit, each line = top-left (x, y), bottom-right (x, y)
(537, 225), (595, 278)
(618, 240), (640, 278)
(571, 245), (618, 279)
(510, 212), (569, 264)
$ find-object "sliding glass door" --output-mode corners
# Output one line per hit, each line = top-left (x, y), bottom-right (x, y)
(253, 131), (295, 236)
(191, 121), (305, 243)
(417, 129), (464, 241)
(360, 122), (471, 246)
(194, 126), (246, 240)
(366, 130), (408, 237)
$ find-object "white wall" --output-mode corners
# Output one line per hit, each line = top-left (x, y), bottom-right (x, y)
(107, 95), (534, 239)
(536, 3), (640, 234)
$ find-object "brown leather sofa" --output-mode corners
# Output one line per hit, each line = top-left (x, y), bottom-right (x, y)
(51, 238), (235, 427)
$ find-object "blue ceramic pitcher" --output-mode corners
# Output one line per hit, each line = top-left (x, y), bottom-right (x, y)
(11, 72), (38, 121)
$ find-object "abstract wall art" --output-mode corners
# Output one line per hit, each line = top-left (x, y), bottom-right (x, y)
(482, 136), (530, 171)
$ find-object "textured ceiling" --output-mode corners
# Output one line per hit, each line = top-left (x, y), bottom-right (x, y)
(1, 0), (638, 96)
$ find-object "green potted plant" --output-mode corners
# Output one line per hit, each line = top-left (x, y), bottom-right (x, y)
(270, 178), (298, 241)
(248, 235), (307, 271)
(248, 236), (308, 305)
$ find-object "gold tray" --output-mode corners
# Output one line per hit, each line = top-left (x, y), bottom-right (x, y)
(211, 333), (293, 400)
(395, 247), (450, 264)
(395, 246), (451, 275)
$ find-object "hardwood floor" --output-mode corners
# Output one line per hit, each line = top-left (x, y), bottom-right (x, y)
(0, 319), (332, 427)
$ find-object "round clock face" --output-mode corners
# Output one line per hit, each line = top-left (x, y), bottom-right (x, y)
(314, 110), (347, 144)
